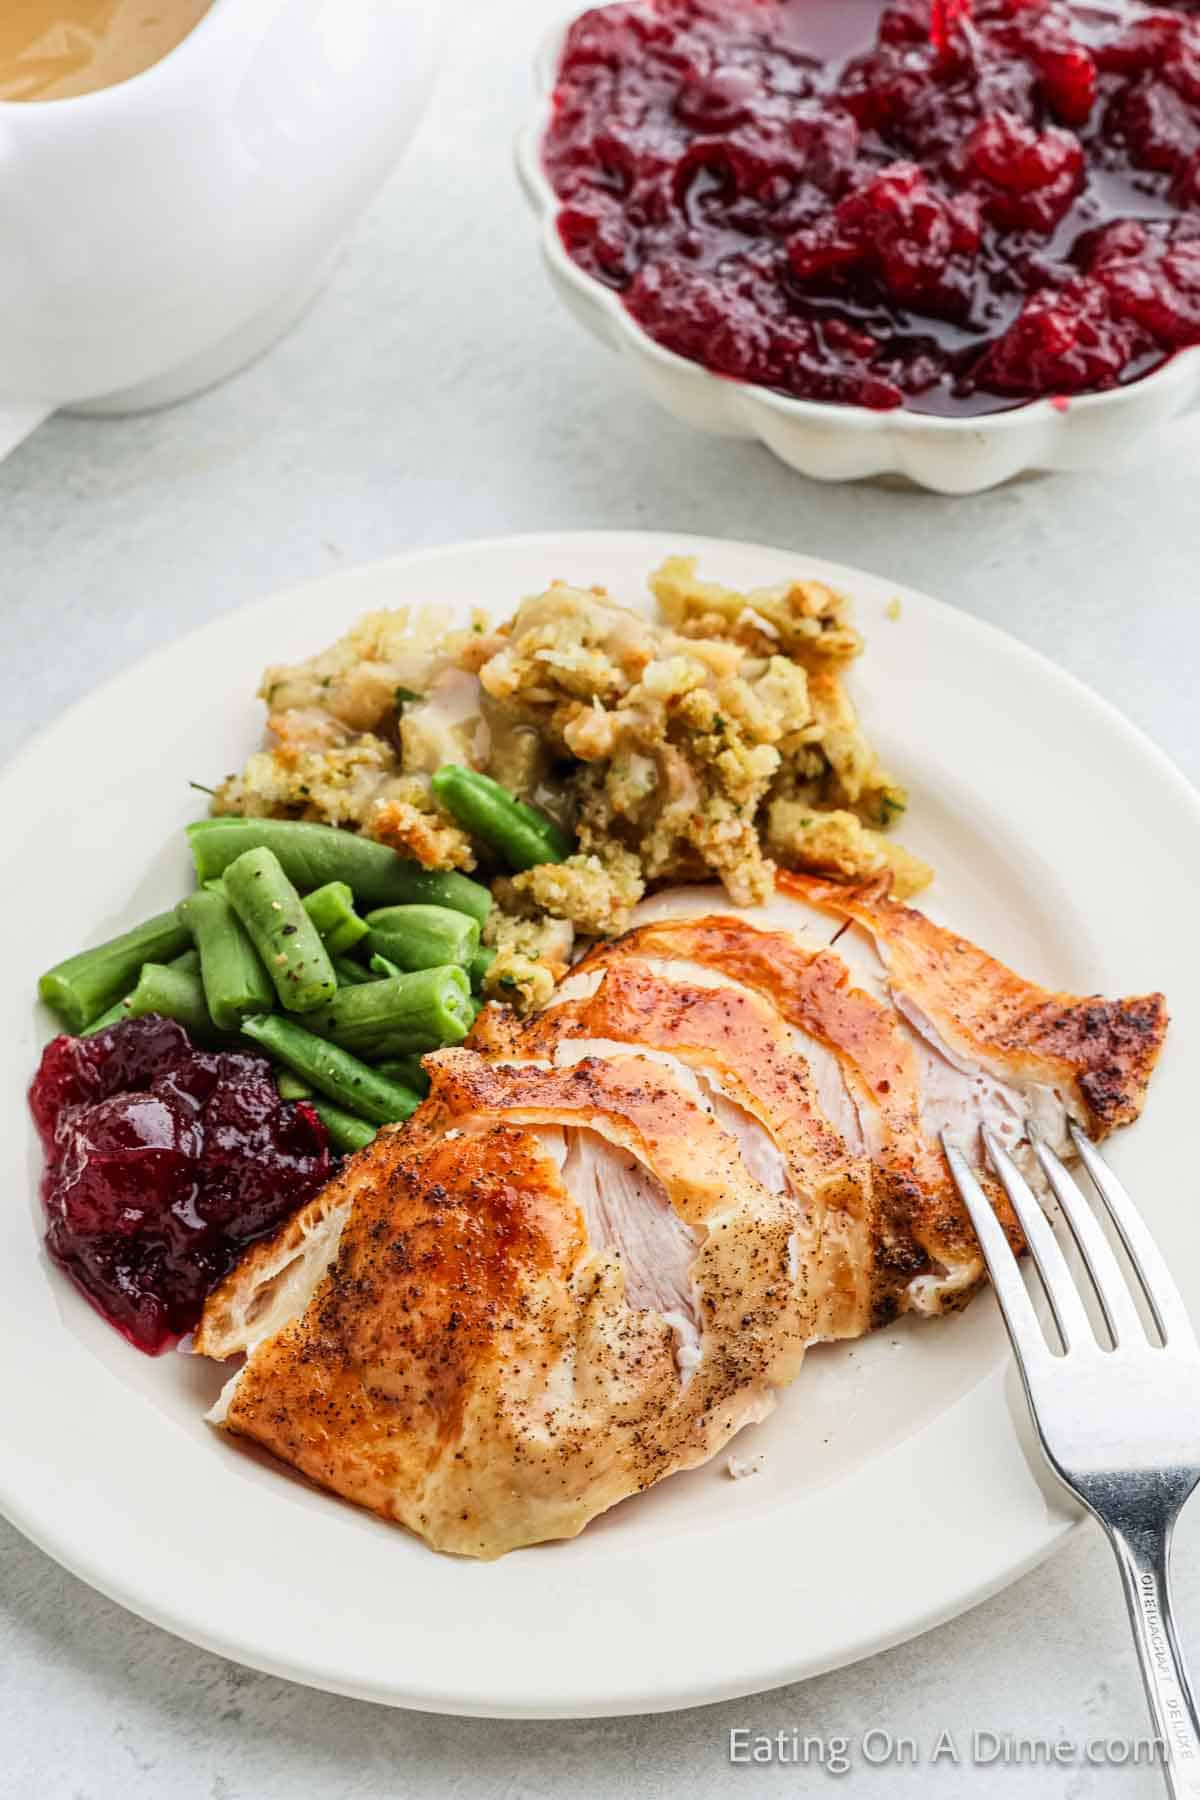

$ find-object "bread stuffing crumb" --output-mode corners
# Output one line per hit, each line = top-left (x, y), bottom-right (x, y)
(213, 556), (929, 966)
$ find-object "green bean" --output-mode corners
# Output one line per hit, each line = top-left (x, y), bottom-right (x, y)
(125, 960), (222, 1044)
(223, 847), (337, 1014)
(276, 1069), (380, 1153)
(431, 765), (571, 872)
(370, 952), (404, 981)
(306, 965), (472, 1057)
(81, 997), (131, 1036)
(373, 1054), (431, 1097)
(187, 818), (493, 923)
(178, 887), (274, 1032)
(241, 1014), (421, 1125)
(275, 1069), (313, 1100)
(468, 945), (497, 992)
(39, 910), (193, 1034)
(332, 954), (374, 987)
(309, 1102), (378, 1155)
(81, 950), (202, 1037)
(276, 1068), (382, 1149)
(364, 903), (480, 974)
(302, 881), (369, 955)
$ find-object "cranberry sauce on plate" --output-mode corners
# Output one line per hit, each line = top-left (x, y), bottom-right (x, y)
(29, 1016), (333, 1354)
(543, 0), (1200, 413)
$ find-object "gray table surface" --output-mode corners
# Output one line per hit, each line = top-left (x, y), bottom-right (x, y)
(3, 4), (1199, 1795)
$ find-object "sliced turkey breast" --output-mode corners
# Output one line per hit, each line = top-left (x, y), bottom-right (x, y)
(595, 882), (1166, 1318)
(196, 877), (1167, 1556)
(473, 954), (876, 1343)
(196, 1049), (813, 1557)
(776, 872), (1168, 1138)
(577, 907), (1000, 1318)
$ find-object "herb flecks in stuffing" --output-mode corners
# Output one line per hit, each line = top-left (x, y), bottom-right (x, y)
(214, 558), (930, 996)
(480, 911), (574, 1013)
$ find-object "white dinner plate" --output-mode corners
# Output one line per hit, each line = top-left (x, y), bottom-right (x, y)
(1, 532), (1196, 1719)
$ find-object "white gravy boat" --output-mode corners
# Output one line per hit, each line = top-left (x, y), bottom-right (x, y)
(0, 0), (444, 457)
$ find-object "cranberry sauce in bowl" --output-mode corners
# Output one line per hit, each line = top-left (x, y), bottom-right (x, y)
(29, 1017), (333, 1354)
(542, 0), (1200, 415)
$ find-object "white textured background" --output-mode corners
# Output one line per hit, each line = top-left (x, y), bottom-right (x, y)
(2, 2), (1199, 1794)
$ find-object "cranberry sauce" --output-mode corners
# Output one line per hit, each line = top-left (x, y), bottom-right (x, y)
(29, 1016), (333, 1354)
(543, 0), (1200, 413)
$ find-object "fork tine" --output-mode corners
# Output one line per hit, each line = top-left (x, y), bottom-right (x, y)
(1029, 1129), (1144, 1348)
(942, 1134), (1052, 1368)
(1069, 1125), (1198, 1349)
(982, 1128), (1096, 1354)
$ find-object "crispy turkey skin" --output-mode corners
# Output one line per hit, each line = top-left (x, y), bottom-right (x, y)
(197, 881), (1167, 1557)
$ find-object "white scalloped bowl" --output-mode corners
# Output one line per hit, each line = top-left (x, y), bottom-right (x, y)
(516, 18), (1200, 496)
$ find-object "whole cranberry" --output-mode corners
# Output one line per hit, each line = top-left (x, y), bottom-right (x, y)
(963, 111), (1084, 233)
(978, 279), (1144, 395)
(1107, 76), (1200, 176)
(991, 2), (1097, 125)
(1096, 229), (1200, 348)
(1095, 15), (1186, 78)
(789, 164), (980, 314)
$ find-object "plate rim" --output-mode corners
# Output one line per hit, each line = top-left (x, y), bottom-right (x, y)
(1, 528), (1195, 1718)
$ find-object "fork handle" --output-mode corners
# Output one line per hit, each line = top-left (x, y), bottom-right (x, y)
(1104, 1507), (1200, 1799)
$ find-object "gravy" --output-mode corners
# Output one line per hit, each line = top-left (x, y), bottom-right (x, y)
(0, 0), (213, 103)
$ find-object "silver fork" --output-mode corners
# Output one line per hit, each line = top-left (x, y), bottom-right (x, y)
(943, 1123), (1200, 1799)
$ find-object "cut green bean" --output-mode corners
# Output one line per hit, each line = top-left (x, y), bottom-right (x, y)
(276, 1069), (380, 1151)
(178, 887), (274, 1032)
(332, 954), (374, 987)
(370, 952), (404, 981)
(373, 1055), (431, 1097)
(431, 765), (571, 872)
(81, 997), (132, 1036)
(468, 945), (497, 991)
(309, 1101), (378, 1155)
(302, 881), (369, 955)
(81, 949), (202, 1037)
(306, 964), (473, 1057)
(276, 1069), (313, 1100)
(364, 903), (480, 974)
(241, 1014), (421, 1126)
(223, 847), (336, 1014)
(187, 818), (493, 923)
(277, 1067), (381, 1149)
(39, 910), (193, 1034)
(125, 960), (222, 1044)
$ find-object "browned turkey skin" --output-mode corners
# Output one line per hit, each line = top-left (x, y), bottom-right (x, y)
(197, 884), (1167, 1557)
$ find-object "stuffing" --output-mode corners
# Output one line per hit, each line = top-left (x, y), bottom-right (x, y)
(481, 948), (559, 1013)
(213, 557), (928, 1014)
(510, 848), (647, 938)
(480, 911), (575, 1013)
(650, 554), (862, 665)
(472, 563), (915, 910)
(766, 800), (932, 900)
(214, 608), (485, 871)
